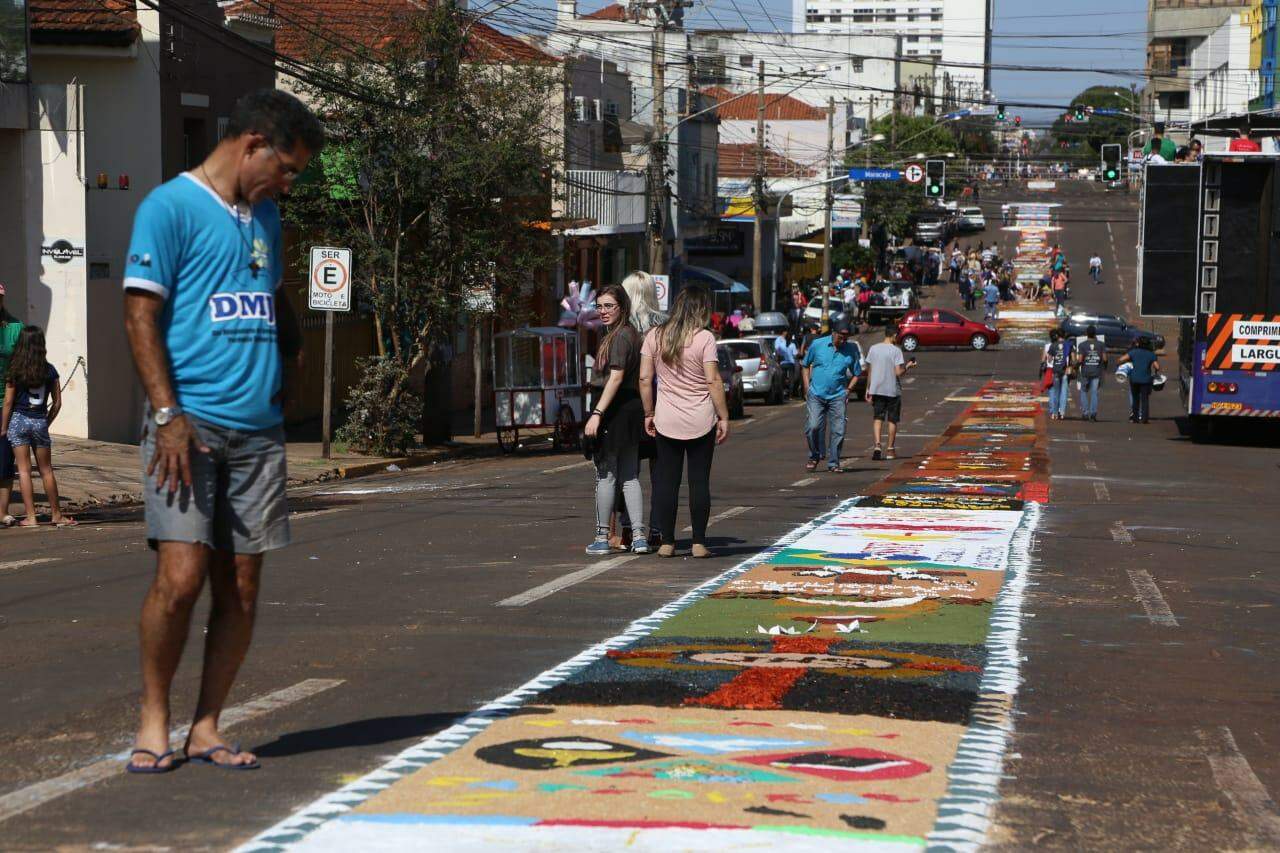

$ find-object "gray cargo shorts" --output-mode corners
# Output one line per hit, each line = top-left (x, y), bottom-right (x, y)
(141, 413), (290, 554)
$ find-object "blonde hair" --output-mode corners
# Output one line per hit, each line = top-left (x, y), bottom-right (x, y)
(658, 286), (712, 367)
(621, 271), (668, 334)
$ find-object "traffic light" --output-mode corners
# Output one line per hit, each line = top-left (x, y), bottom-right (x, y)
(1101, 143), (1121, 181)
(1074, 104), (1087, 122)
(925, 159), (945, 199)
(996, 103), (1006, 122)
(1014, 115), (1021, 127)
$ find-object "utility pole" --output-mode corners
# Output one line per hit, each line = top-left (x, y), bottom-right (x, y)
(860, 95), (874, 241)
(752, 59), (766, 311)
(648, 20), (668, 275)
(821, 96), (834, 325)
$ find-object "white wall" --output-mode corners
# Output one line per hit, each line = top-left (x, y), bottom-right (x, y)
(1189, 13), (1255, 136)
(29, 13), (163, 441)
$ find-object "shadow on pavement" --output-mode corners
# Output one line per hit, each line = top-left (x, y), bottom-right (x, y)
(253, 711), (464, 758)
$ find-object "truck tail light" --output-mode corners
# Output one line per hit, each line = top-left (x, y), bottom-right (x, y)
(1207, 381), (1238, 394)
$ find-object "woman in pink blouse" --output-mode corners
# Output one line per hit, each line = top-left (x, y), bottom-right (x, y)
(639, 287), (730, 558)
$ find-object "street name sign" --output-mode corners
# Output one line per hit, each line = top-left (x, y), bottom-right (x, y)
(848, 168), (902, 182)
(309, 246), (352, 311)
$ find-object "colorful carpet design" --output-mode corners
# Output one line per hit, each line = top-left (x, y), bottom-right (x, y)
(239, 381), (1048, 853)
(1000, 202), (1062, 349)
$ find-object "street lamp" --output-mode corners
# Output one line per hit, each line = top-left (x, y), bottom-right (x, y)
(771, 133), (884, 317)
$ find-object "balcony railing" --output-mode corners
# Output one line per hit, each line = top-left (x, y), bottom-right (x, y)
(564, 170), (647, 233)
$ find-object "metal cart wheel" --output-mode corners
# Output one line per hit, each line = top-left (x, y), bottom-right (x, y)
(552, 407), (579, 452)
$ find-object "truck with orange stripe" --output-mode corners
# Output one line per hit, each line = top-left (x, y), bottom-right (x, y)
(1139, 153), (1280, 438)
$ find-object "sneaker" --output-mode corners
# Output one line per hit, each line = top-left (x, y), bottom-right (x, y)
(872, 445), (883, 461)
(631, 537), (652, 554)
(885, 448), (897, 460)
(585, 539), (613, 556)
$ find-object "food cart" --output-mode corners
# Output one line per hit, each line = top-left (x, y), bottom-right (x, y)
(492, 326), (584, 453)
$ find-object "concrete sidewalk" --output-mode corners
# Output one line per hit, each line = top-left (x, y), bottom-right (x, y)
(3, 432), (503, 516)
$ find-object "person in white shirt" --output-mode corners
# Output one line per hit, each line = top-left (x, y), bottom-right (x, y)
(1088, 254), (1103, 284)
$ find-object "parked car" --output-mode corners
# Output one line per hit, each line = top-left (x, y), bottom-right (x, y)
(752, 311), (790, 334)
(957, 206), (986, 231)
(1058, 311), (1165, 352)
(747, 334), (800, 399)
(719, 339), (785, 404)
(715, 346), (746, 420)
(897, 308), (1000, 351)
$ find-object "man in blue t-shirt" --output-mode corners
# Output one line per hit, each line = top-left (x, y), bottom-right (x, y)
(802, 317), (863, 472)
(121, 89), (322, 774)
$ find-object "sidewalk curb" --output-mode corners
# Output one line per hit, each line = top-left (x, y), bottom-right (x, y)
(59, 440), (502, 513)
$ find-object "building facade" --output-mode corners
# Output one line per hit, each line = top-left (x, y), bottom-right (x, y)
(789, 0), (991, 102)
(1245, 0), (1278, 110)
(1145, 0), (1251, 124)
(1189, 12), (1256, 136)
(0, 0), (275, 442)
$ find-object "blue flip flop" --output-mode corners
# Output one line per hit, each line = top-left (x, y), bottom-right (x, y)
(126, 748), (177, 774)
(187, 743), (260, 770)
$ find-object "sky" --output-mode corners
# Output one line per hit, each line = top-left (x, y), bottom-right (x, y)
(680, 0), (1150, 124)
(500, 0), (1149, 123)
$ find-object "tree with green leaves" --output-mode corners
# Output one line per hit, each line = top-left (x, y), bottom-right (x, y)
(851, 114), (967, 239)
(1051, 86), (1135, 159)
(282, 3), (560, 454)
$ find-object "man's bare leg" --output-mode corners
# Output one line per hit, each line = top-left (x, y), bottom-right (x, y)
(872, 417), (883, 448)
(886, 420), (899, 450)
(185, 550), (262, 766)
(133, 542), (208, 769)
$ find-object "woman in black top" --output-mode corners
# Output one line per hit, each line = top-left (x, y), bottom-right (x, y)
(583, 285), (648, 555)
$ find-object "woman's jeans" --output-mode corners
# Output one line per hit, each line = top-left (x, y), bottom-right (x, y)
(1078, 375), (1100, 418)
(1050, 373), (1070, 417)
(595, 447), (643, 539)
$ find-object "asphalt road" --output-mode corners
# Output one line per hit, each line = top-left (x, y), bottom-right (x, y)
(1, 181), (1277, 851)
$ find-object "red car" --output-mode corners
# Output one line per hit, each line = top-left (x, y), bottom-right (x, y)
(896, 308), (1000, 352)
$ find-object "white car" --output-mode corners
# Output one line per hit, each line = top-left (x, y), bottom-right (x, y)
(958, 206), (986, 231)
(718, 339), (785, 405)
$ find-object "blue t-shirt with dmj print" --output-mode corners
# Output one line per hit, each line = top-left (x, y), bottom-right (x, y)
(123, 174), (285, 432)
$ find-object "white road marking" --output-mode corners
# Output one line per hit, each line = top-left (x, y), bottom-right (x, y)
(1200, 727), (1280, 847)
(497, 554), (641, 607)
(291, 507), (351, 519)
(789, 477), (819, 487)
(0, 678), (344, 824)
(0, 557), (60, 574)
(903, 376), (916, 385)
(1127, 570), (1178, 627)
(684, 505), (753, 532)
(1084, 459), (1098, 471)
(318, 482), (482, 496)
(1093, 481), (1111, 502)
(1111, 521), (1134, 545)
(541, 459), (594, 475)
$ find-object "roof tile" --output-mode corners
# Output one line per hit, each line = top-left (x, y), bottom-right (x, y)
(229, 0), (559, 64)
(29, 0), (138, 35)
(703, 86), (826, 121)
(717, 142), (814, 178)
(582, 4), (628, 20)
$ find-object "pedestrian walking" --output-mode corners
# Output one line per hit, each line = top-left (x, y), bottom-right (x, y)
(0, 284), (20, 528)
(864, 324), (916, 460)
(1118, 339), (1160, 424)
(0, 325), (75, 527)
(982, 278), (1001, 322)
(640, 287), (730, 559)
(584, 285), (648, 556)
(1075, 325), (1107, 421)
(1046, 329), (1074, 420)
(120, 89), (322, 773)
(1089, 253), (1102, 285)
(774, 328), (800, 397)
(801, 317), (862, 474)
(1051, 268), (1069, 315)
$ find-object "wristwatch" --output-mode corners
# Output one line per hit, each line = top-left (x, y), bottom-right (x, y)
(153, 405), (184, 426)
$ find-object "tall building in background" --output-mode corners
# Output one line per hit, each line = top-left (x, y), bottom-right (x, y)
(790, 0), (992, 102)
(1145, 0), (1250, 124)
